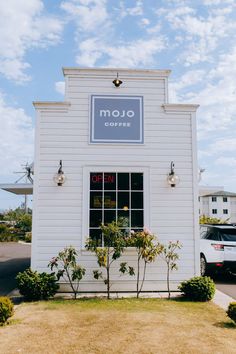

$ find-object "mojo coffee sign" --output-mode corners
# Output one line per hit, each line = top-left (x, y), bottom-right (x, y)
(90, 95), (143, 143)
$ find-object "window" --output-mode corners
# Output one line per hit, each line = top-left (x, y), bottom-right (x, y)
(212, 209), (217, 214)
(212, 197), (217, 202)
(223, 209), (228, 214)
(89, 172), (144, 245)
(205, 229), (220, 241)
(223, 197), (228, 202)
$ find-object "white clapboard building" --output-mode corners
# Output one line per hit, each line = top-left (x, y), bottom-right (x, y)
(32, 68), (199, 293)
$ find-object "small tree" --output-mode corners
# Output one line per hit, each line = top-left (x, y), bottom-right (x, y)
(48, 246), (85, 299)
(122, 228), (161, 298)
(86, 221), (127, 299)
(160, 241), (182, 299)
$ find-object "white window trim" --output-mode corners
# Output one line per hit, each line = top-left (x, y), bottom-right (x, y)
(82, 165), (150, 249)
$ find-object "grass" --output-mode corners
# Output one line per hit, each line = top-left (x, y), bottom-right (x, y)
(0, 297), (236, 354)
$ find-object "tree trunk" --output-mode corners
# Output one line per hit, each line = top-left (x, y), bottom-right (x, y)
(167, 263), (170, 299)
(136, 254), (141, 298)
(107, 250), (110, 299)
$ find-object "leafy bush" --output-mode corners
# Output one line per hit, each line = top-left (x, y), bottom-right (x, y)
(0, 297), (14, 325)
(16, 268), (59, 301)
(227, 302), (236, 323)
(178, 276), (215, 302)
(0, 233), (18, 242)
(24, 232), (32, 243)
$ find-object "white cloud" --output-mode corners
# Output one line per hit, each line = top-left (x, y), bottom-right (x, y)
(0, 0), (64, 82)
(119, 0), (143, 17)
(61, 0), (109, 32)
(203, 0), (234, 5)
(140, 18), (150, 26)
(106, 39), (165, 67)
(169, 69), (205, 102)
(76, 38), (103, 66)
(215, 157), (236, 167)
(126, 0), (143, 16)
(0, 93), (34, 176)
(146, 23), (161, 34)
(159, 4), (236, 66)
(76, 36), (165, 68)
(55, 81), (65, 96)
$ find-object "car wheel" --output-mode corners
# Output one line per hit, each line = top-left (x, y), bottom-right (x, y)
(200, 255), (207, 276)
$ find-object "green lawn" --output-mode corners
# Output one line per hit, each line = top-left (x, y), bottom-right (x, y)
(1, 298), (236, 354)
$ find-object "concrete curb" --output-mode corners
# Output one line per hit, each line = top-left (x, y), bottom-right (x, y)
(212, 289), (236, 310)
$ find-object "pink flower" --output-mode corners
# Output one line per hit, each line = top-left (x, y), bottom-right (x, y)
(143, 227), (151, 235)
(130, 230), (135, 235)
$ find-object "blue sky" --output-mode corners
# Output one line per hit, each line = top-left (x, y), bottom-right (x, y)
(0, 0), (236, 210)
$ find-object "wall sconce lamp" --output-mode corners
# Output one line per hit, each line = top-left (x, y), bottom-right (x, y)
(53, 160), (66, 186)
(113, 72), (123, 87)
(167, 161), (180, 188)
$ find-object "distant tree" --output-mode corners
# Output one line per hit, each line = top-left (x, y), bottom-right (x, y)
(2, 207), (32, 240)
(16, 214), (32, 234)
(199, 215), (228, 224)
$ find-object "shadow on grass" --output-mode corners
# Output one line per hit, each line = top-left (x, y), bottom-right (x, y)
(169, 296), (208, 303)
(214, 321), (236, 329)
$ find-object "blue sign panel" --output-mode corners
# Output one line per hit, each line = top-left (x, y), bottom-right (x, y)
(90, 95), (143, 144)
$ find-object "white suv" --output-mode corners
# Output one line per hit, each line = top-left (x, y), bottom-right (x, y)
(200, 224), (236, 276)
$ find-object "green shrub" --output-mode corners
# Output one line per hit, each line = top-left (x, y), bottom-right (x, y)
(178, 276), (215, 302)
(0, 233), (18, 242)
(24, 232), (32, 243)
(16, 268), (59, 301)
(227, 302), (236, 323)
(0, 297), (14, 325)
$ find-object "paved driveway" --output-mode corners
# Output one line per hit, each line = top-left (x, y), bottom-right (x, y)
(0, 242), (31, 296)
(214, 273), (236, 300)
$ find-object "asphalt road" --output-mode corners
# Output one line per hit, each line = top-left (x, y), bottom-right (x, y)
(213, 273), (236, 300)
(0, 242), (31, 296)
(0, 243), (236, 299)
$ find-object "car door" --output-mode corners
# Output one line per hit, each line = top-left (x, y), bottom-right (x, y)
(219, 229), (236, 262)
(200, 227), (224, 263)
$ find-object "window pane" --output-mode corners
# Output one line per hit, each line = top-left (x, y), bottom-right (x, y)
(90, 210), (102, 227)
(104, 173), (116, 190)
(118, 173), (129, 190)
(104, 210), (116, 224)
(118, 210), (130, 227)
(89, 229), (102, 246)
(90, 173), (103, 190)
(118, 192), (129, 209)
(131, 210), (143, 228)
(131, 192), (143, 209)
(131, 173), (143, 190)
(104, 192), (116, 209)
(90, 192), (102, 209)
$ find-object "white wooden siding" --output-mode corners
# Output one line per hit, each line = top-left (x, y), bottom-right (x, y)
(31, 68), (199, 292)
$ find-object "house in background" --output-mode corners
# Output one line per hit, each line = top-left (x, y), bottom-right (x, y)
(199, 187), (236, 223)
(28, 68), (200, 293)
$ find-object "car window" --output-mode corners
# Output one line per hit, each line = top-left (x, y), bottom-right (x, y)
(205, 228), (220, 241)
(219, 229), (236, 242)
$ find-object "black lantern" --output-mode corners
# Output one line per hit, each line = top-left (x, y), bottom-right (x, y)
(167, 161), (180, 188)
(113, 72), (123, 87)
(53, 160), (66, 186)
